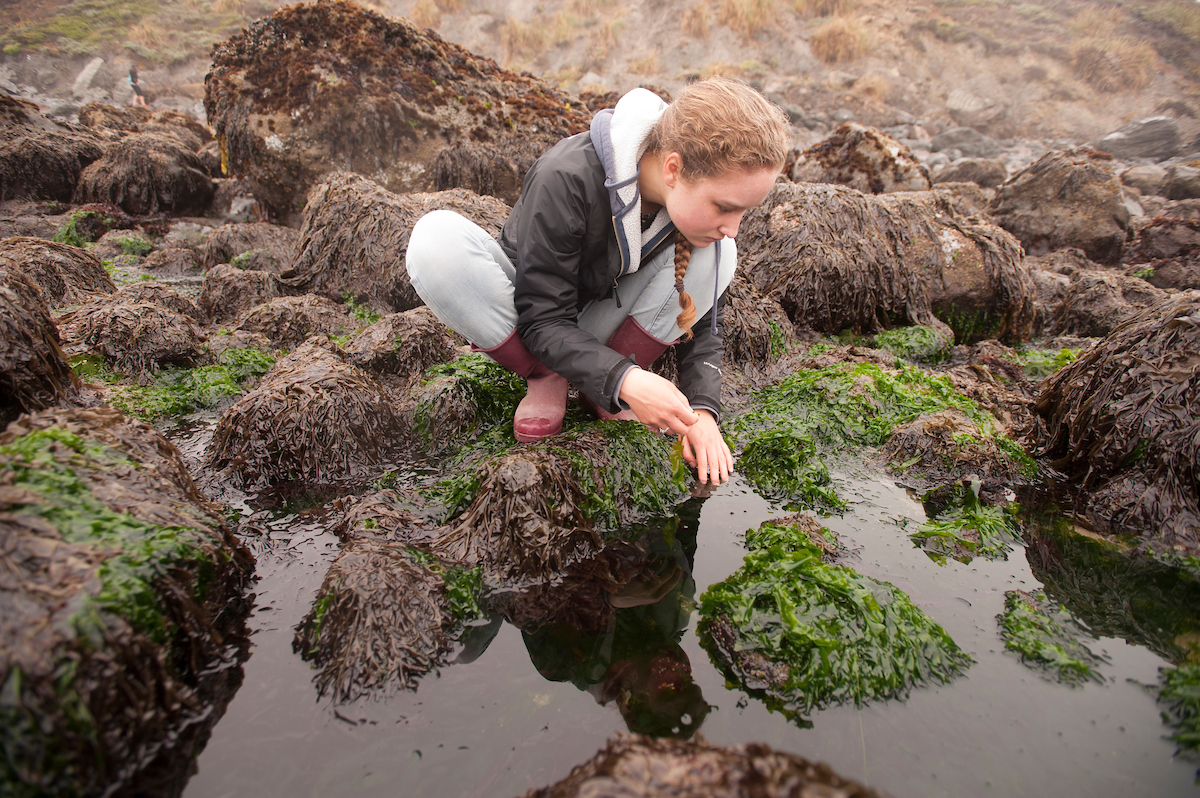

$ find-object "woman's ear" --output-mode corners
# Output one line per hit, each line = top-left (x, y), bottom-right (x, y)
(662, 152), (684, 188)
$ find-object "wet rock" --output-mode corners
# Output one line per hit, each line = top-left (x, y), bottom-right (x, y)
(199, 262), (289, 325)
(0, 236), (114, 308)
(342, 305), (462, 381)
(332, 489), (434, 545)
(932, 157), (1007, 188)
(402, 352), (525, 459)
(0, 200), (63, 240)
(0, 131), (105, 202)
(941, 340), (1038, 434)
(519, 731), (886, 798)
(1035, 291), (1200, 553)
(1092, 116), (1181, 162)
(1122, 217), (1200, 290)
(720, 272), (795, 372)
(1163, 164), (1200, 201)
(57, 300), (207, 375)
(1050, 269), (1168, 338)
(0, 94), (77, 141)
(990, 147), (1130, 264)
(104, 282), (204, 323)
(739, 181), (1033, 343)
(285, 174), (509, 313)
(233, 294), (352, 350)
(0, 258), (78, 424)
(200, 221), (298, 272)
(204, 0), (589, 222)
(74, 132), (214, 216)
(431, 137), (557, 205)
(141, 244), (202, 276)
(206, 336), (404, 489)
(1121, 164), (1167, 196)
(790, 123), (930, 193)
(930, 127), (1001, 158)
(0, 406), (253, 798)
(77, 102), (213, 151)
(50, 202), (138, 245)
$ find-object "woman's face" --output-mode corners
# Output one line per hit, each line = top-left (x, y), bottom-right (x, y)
(662, 156), (778, 248)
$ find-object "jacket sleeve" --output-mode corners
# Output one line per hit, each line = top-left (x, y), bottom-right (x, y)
(511, 160), (635, 411)
(673, 293), (726, 423)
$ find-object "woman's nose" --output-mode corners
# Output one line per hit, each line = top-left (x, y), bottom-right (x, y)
(719, 211), (745, 239)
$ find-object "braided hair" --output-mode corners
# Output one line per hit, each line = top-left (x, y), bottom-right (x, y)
(673, 230), (696, 340)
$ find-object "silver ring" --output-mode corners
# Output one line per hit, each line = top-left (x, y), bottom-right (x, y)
(659, 427), (668, 434)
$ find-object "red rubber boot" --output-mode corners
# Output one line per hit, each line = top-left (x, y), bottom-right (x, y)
(475, 330), (568, 442)
(585, 317), (674, 422)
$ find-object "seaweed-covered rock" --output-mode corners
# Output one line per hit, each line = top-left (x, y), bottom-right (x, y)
(206, 336), (404, 489)
(200, 221), (298, 272)
(233, 294), (352, 350)
(870, 324), (953, 364)
(1123, 217), (1200, 290)
(0, 259), (78, 424)
(0, 406), (252, 798)
(342, 305), (462, 380)
(0, 236), (114, 309)
(199, 262), (289, 324)
(141, 245), (202, 276)
(739, 181), (1033, 343)
(285, 174), (510, 313)
(204, 0), (589, 221)
(57, 300), (207, 376)
(0, 132), (105, 202)
(990, 147), (1131, 264)
(909, 478), (1022, 563)
(74, 132), (215, 216)
(790, 123), (930, 193)
(0, 95), (77, 142)
(77, 103), (214, 150)
(1157, 664), (1200, 758)
(1050, 269), (1168, 337)
(518, 731), (886, 798)
(404, 351), (526, 459)
(431, 137), (556, 204)
(997, 589), (1108, 685)
(932, 157), (1008, 188)
(105, 282), (204, 323)
(720, 272), (795, 372)
(1035, 291), (1200, 552)
(698, 518), (970, 719)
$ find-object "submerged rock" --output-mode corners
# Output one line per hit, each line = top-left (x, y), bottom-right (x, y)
(73, 132), (214, 216)
(790, 122), (930, 194)
(997, 589), (1108, 685)
(519, 731), (887, 798)
(0, 131), (105, 202)
(204, 0), (589, 221)
(0, 406), (252, 797)
(0, 236), (114, 309)
(285, 174), (510, 314)
(0, 258), (78, 424)
(1035, 291), (1200, 553)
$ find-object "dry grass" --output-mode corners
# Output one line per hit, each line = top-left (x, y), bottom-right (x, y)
(719, 0), (777, 36)
(682, 4), (711, 38)
(500, 19), (547, 64)
(1068, 7), (1123, 40)
(409, 0), (440, 29)
(209, 0), (244, 14)
(127, 21), (168, 50)
(1141, 1), (1200, 45)
(795, 0), (856, 18)
(630, 53), (660, 75)
(810, 16), (870, 64)
(439, 0), (469, 13)
(569, 0), (602, 17)
(853, 72), (891, 100)
(1070, 37), (1158, 92)
(590, 17), (624, 52)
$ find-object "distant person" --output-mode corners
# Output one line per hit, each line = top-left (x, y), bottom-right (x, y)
(129, 65), (146, 107)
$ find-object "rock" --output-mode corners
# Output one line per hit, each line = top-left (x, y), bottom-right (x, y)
(945, 88), (1007, 131)
(142, 245), (202, 276)
(0, 94), (76, 142)
(0, 258), (78, 424)
(930, 127), (1001, 158)
(70, 57), (106, 98)
(991, 147), (1130, 264)
(200, 221), (298, 272)
(1050, 269), (1169, 338)
(932, 157), (1007, 188)
(57, 299), (207, 375)
(1123, 216), (1200, 290)
(104, 282), (204, 323)
(233, 294), (352, 350)
(720, 272), (796, 371)
(0, 131), (105, 202)
(74, 132), (214, 216)
(431, 138), (558, 204)
(284, 173), (510, 314)
(789, 123), (930, 193)
(341, 306), (462, 380)
(0, 406), (252, 798)
(518, 731), (887, 798)
(206, 336), (404, 489)
(76, 102), (212, 150)
(0, 236), (114, 308)
(199, 262), (289, 325)
(738, 181), (1033, 344)
(1163, 164), (1200, 200)
(1092, 116), (1181, 162)
(1121, 164), (1167, 196)
(1028, 267), (1072, 335)
(1035, 291), (1200, 553)
(204, 0), (590, 222)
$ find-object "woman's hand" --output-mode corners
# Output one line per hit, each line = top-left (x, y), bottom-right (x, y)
(680, 410), (733, 485)
(619, 368), (700, 435)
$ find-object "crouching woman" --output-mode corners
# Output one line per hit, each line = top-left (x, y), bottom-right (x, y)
(406, 77), (788, 485)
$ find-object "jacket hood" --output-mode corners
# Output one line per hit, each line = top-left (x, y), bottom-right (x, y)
(590, 88), (676, 276)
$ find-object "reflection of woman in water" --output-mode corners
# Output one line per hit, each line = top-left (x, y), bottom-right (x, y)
(129, 65), (146, 107)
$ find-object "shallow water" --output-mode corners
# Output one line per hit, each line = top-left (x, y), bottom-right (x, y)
(174, 421), (1198, 798)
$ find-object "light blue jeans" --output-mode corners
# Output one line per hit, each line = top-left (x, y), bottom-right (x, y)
(405, 209), (736, 349)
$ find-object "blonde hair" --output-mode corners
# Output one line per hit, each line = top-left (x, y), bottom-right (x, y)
(647, 77), (788, 338)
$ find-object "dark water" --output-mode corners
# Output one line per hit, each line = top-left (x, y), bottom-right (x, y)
(171, 419), (1197, 798)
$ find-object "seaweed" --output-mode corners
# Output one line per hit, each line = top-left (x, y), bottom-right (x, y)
(101, 346), (275, 421)
(698, 518), (971, 720)
(871, 324), (953, 364)
(910, 478), (1021, 563)
(1018, 346), (1082, 380)
(997, 589), (1109, 685)
(1158, 664), (1200, 756)
(410, 352), (526, 460)
(52, 209), (114, 248)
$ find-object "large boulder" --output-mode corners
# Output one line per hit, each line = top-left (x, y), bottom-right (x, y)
(76, 102), (213, 152)
(284, 174), (510, 314)
(789, 123), (930, 193)
(204, 0), (590, 222)
(1035, 291), (1200, 555)
(0, 258), (78, 425)
(1163, 164), (1200, 201)
(1121, 164), (1167, 196)
(739, 181), (1034, 343)
(1092, 116), (1181, 162)
(990, 147), (1131, 264)
(1050, 269), (1168, 338)
(199, 221), (299, 272)
(57, 299), (207, 375)
(0, 406), (253, 798)
(0, 236), (115, 309)
(74, 132), (215, 216)
(0, 132), (106, 202)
